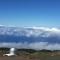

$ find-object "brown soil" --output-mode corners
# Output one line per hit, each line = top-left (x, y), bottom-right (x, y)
(0, 56), (40, 60)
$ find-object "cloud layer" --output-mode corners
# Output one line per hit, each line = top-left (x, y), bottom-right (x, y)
(0, 26), (60, 50)
(0, 42), (60, 50)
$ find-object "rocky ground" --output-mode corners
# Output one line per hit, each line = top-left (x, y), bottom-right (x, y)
(0, 52), (60, 60)
(0, 48), (60, 60)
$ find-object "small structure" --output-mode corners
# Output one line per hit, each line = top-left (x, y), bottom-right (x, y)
(3, 48), (16, 56)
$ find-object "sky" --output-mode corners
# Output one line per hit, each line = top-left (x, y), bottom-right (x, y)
(0, 0), (60, 27)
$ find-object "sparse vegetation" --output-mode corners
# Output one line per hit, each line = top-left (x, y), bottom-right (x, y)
(0, 48), (60, 60)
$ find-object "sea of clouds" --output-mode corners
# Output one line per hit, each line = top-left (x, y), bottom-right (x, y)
(0, 26), (60, 50)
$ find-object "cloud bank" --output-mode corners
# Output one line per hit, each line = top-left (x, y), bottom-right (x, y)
(0, 26), (60, 50)
(0, 42), (60, 50)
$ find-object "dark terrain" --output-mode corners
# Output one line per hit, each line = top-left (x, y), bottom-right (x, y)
(0, 48), (60, 60)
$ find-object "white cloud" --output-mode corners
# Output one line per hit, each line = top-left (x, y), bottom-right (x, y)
(0, 26), (60, 50)
(0, 42), (60, 50)
(0, 26), (60, 37)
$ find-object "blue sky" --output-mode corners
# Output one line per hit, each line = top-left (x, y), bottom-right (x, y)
(0, 0), (60, 27)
